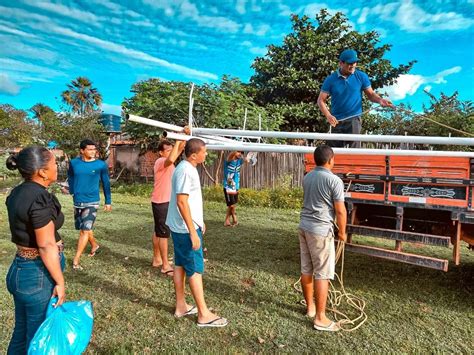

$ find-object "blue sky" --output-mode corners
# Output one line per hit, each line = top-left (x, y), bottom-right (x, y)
(0, 0), (473, 117)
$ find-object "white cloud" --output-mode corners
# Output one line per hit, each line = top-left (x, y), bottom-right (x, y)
(236, 0), (246, 15)
(366, 0), (473, 32)
(178, 0), (240, 33)
(424, 85), (432, 92)
(0, 24), (37, 38)
(22, 0), (100, 23)
(143, 0), (240, 32)
(0, 36), (59, 64)
(357, 7), (370, 24)
(0, 73), (21, 95)
(394, 0), (473, 32)
(278, 4), (292, 16)
(241, 40), (252, 47)
(250, 0), (261, 12)
(0, 58), (66, 78)
(301, 3), (348, 16)
(28, 23), (217, 80)
(101, 103), (122, 115)
(249, 46), (267, 56)
(382, 66), (462, 100)
(243, 23), (270, 36)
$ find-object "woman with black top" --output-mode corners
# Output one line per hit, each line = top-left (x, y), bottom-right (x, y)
(5, 146), (66, 354)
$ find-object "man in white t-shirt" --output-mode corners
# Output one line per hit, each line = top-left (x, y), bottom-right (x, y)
(166, 138), (228, 328)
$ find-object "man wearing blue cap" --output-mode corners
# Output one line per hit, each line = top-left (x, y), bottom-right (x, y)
(317, 49), (394, 148)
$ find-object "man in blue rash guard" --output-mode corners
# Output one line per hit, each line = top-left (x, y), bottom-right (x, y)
(67, 139), (111, 270)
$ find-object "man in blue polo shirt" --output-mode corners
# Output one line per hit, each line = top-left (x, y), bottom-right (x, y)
(67, 139), (112, 270)
(317, 49), (394, 148)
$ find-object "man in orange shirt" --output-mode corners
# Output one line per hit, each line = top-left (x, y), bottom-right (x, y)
(151, 129), (189, 275)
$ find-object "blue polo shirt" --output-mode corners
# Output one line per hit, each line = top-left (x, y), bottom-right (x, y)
(321, 69), (371, 120)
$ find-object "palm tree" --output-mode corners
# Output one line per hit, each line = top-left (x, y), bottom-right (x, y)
(61, 77), (102, 116)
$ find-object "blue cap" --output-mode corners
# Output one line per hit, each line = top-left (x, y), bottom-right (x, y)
(339, 49), (358, 64)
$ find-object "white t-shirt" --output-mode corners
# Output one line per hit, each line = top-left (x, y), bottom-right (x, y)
(166, 160), (204, 234)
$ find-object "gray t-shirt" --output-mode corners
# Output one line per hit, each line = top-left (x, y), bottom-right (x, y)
(299, 166), (345, 236)
(166, 160), (204, 234)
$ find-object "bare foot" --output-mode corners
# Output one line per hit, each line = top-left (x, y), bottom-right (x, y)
(88, 245), (100, 257)
(151, 260), (163, 268)
(306, 307), (316, 318)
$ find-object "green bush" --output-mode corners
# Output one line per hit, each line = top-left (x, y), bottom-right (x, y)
(111, 182), (303, 209)
(202, 185), (302, 209)
(111, 182), (154, 197)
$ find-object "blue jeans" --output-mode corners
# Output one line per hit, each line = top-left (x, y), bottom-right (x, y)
(5, 253), (65, 354)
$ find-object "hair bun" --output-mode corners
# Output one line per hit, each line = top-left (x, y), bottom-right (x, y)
(6, 154), (19, 170)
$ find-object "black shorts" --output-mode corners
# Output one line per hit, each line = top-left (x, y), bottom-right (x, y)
(151, 202), (170, 238)
(223, 188), (239, 207)
(327, 116), (361, 148)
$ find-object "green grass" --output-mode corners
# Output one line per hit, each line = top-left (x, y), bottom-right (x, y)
(1, 192), (473, 353)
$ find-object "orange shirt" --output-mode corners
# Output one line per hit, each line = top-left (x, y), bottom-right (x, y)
(151, 157), (174, 204)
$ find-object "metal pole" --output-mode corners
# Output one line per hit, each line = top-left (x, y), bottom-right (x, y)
(126, 114), (184, 132)
(188, 83), (195, 135)
(191, 128), (474, 146)
(205, 143), (474, 157)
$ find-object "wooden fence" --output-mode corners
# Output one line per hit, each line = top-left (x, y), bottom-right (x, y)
(197, 151), (306, 189)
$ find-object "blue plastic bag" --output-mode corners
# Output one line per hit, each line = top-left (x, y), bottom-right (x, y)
(28, 297), (94, 355)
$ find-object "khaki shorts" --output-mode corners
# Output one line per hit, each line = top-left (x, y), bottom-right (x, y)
(298, 228), (335, 280)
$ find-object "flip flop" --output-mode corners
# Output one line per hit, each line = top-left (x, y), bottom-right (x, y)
(88, 246), (100, 257)
(72, 264), (84, 271)
(313, 321), (340, 332)
(174, 305), (198, 318)
(197, 317), (228, 328)
(161, 269), (174, 277)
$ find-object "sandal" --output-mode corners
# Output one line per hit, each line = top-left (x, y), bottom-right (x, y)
(174, 305), (198, 318)
(313, 321), (340, 332)
(72, 264), (84, 271)
(161, 269), (174, 277)
(197, 317), (228, 328)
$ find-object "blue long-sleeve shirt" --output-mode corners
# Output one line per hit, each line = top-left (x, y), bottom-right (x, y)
(67, 157), (112, 205)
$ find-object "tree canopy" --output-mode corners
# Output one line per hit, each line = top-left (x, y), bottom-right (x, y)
(122, 76), (282, 150)
(61, 76), (103, 116)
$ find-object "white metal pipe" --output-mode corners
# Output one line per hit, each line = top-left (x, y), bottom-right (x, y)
(164, 131), (209, 143)
(192, 128), (474, 146)
(205, 142), (474, 157)
(126, 114), (184, 132)
(188, 83), (194, 135)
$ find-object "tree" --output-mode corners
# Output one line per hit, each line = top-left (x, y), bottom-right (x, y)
(250, 10), (415, 132)
(30, 103), (61, 145)
(122, 76), (282, 148)
(0, 104), (35, 148)
(61, 77), (102, 116)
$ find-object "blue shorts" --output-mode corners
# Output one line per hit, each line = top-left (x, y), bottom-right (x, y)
(171, 228), (204, 277)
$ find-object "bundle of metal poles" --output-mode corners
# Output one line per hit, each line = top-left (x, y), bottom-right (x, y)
(125, 114), (474, 157)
